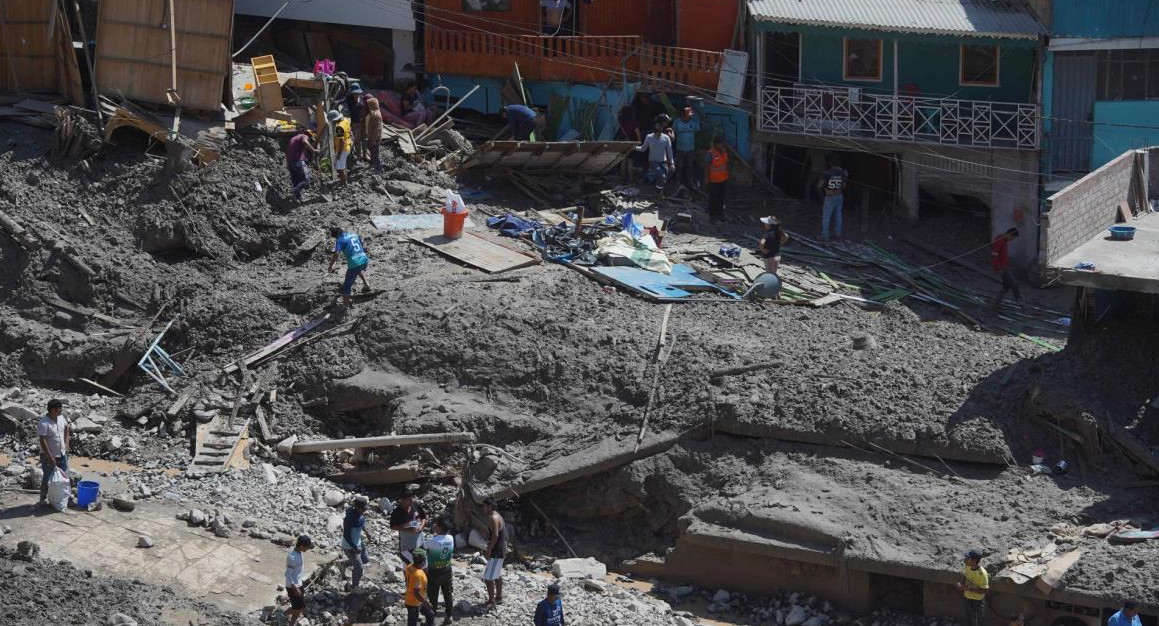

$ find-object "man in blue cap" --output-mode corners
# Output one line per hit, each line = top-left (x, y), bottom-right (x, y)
(956, 549), (989, 626)
(327, 226), (371, 308)
(533, 583), (564, 626)
(502, 104), (544, 141)
(1108, 600), (1142, 626)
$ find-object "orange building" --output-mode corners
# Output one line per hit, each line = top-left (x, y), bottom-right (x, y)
(423, 0), (738, 91)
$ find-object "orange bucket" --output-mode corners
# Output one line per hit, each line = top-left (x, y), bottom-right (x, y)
(442, 209), (468, 239)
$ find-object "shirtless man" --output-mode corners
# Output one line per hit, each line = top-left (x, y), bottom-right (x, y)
(481, 497), (507, 608)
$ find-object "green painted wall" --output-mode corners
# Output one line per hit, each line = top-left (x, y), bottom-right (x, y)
(758, 25), (1037, 103)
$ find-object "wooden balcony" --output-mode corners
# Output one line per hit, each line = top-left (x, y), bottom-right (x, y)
(425, 31), (722, 92)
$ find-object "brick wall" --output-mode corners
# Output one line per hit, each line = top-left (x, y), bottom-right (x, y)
(1042, 150), (1140, 264)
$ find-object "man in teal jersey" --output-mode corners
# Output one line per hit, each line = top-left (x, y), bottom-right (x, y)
(327, 226), (371, 307)
(422, 519), (456, 625)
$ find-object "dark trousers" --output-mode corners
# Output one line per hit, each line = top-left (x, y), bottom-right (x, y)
(369, 143), (382, 173)
(39, 453), (68, 501)
(427, 567), (453, 617)
(707, 181), (727, 220)
(994, 268), (1022, 304)
(512, 120), (536, 141)
(407, 605), (436, 626)
(962, 598), (984, 626)
(289, 161), (309, 198)
(675, 150), (698, 188)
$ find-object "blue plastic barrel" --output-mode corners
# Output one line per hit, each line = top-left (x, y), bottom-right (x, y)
(76, 481), (100, 507)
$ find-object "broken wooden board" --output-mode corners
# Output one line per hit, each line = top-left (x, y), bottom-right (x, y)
(409, 231), (539, 274)
(371, 214), (474, 232)
(459, 141), (638, 175)
(192, 415), (250, 474)
(222, 312), (330, 374)
(1034, 549), (1083, 594)
(591, 264), (741, 302)
(328, 464), (425, 486)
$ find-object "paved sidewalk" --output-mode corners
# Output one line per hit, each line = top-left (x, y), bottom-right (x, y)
(0, 491), (298, 615)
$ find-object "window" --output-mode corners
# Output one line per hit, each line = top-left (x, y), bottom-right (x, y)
(843, 38), (883, 81)
(1097, 49), (1159, 100)
(960, 45), (1000, 86)
(462, 0), (510, 10)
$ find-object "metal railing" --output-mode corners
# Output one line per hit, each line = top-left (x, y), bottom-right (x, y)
(426, 31), (723, 91)
(758, 85), (1039, 150)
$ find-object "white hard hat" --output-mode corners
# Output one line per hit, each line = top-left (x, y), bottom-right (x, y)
(327, 109), (343, 122)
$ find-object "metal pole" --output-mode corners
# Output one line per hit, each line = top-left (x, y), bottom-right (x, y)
(291, 432), (476, 454)
(892, 39), (899, 141)
(416, 84), (481, 142)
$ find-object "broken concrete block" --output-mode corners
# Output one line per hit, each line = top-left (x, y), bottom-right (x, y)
(322, 489), (345, 507)
(110, 497), (135, 512)
(137, 535), (154, 548)
(262, 462), (278, 485)
(581, 579), (607, 593)
(14, 540), (40, 561)
(72, 416), (103, 433)
(107, 613), (138, 626)
(712, 589), (730, 604)
(188, 509), (206, 526)
(276, 434), (298, 456)
(3, 464), (26, 476)
(785, 605), (808, 626)
(551, 557), (606, 579)
(1, 402), (38, 422)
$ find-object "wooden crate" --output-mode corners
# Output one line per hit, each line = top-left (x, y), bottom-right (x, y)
(250, 54), (283, 112)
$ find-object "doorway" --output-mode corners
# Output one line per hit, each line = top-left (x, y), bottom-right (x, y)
(646, 0), (676, 45)
(764, 32), (800, 88)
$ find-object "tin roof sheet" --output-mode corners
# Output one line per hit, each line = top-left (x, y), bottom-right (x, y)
(748, 0), (1045, 39)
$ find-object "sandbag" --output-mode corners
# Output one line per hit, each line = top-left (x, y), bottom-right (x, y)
(47, 468), (70, 512)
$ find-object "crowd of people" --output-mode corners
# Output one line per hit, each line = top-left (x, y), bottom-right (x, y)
(281, 487), (565, 626)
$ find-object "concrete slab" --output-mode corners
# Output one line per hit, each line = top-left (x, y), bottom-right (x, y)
(1051, 211), (1159, 293)
(0, 493), (313, 615)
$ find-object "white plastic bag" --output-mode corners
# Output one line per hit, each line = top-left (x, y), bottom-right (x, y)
(47, 468), (70, 512)
(444, 190), (466, 214)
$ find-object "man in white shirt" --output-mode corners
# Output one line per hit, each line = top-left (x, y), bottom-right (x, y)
(634, 123), (675, 191)
(37, 398), (70, 508)
(285, 534), (313, 625)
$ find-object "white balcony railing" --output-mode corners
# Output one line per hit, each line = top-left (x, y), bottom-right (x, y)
(758, 85), (1039, 150)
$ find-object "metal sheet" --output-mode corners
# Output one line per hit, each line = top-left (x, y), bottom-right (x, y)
(459, 141), (639, 174)
(1049, 52), (1097, 172)
(591, 264), (741, 301)
(747, 0), (1045, 39)
(716, 49), (749, 106)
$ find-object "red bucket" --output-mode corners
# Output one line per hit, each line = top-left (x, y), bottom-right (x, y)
(442, 209), (468, 239)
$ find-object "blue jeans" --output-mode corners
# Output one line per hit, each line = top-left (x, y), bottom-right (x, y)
(646, 161), (669, 187)
(289, 160), (310, 198)
(39, 453), (68, 501)
(822, 194), (844, 239)
(343, 262), (368, 295)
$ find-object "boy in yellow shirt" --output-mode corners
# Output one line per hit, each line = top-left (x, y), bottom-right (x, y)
(956, 549), (989, 626)
(405, 552), (436, 626)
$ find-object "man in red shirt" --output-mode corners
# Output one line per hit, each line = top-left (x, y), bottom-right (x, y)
(991, 228), (1021, 308)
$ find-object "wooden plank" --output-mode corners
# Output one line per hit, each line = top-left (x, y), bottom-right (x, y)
(1034, 549), (1083, 594)
(254, 405), (273, 442)
(409, 231), (540, 274)
(94, 0), (232, 111)
(221, 312), (331, 374)
(166, 387), (196, 417)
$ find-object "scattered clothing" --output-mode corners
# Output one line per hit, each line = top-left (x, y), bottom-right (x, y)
(534, 597), (565, 626)
(487, 213), (541, 238)
(505, 104), (538, 140)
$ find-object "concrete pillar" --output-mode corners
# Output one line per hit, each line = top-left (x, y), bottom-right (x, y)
(898, 157), (920, 221)
(393, 29), (416, 83)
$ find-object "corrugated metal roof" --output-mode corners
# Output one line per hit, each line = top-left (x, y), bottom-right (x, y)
(748, 0), (1045, 39)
